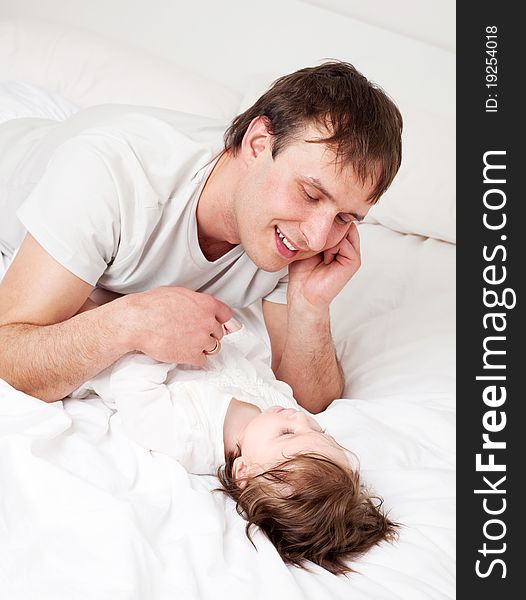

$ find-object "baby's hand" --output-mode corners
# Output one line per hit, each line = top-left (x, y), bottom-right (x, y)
(222, 318), (242, 335)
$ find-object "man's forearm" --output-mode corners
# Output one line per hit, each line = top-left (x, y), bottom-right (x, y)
(275, 304), (344, 414)
(0, 297), (133, 402)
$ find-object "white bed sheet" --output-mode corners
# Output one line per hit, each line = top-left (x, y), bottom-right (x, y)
(0, 223), (455, 599)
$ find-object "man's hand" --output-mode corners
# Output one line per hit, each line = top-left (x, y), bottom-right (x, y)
(125, 287), (232, 366)
(287, 222), (361, 309)
(264, 223), (360, 412)
(0, 234), (232, 401)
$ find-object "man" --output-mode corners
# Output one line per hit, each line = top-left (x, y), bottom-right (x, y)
(0, 61), (402, 412)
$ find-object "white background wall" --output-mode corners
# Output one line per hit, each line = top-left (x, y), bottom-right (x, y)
(0, 0), (455, 116)
(302, 0), (455, 51)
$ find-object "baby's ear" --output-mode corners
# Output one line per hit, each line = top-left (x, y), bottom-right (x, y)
(232, 456), (250, 488)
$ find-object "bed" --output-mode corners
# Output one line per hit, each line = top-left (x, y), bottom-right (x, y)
(0, 5), (455, 599)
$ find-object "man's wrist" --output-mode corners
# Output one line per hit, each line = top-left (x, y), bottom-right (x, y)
(102, 293), (139, 354)
(288, 295), (331, 327)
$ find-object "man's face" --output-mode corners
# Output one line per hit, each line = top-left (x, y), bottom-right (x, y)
(231, 121), (376, 272)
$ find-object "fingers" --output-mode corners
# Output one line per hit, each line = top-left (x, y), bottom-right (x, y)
(202, 315), (227, 356)
(334, 238), (360, 269)
(346, 221), (361, 254)
(193, 353), (208, 367)
(213, 298), (233, 324)
(209, 319), (225, 342)
(336, 223), (361, 261)
(323, 248), (338, 265)
(322, 223), (361, 265)
(203, 336), (221, 355)
(223, 317), (242, 334)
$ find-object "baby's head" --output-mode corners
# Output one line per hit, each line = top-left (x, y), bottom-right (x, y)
(217, 406), (398, 575)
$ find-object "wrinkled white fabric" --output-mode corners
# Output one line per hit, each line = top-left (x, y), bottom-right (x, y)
(0, 223), (455, 600)
(75, 325), (300, 474)
(0, 80), (79, 125)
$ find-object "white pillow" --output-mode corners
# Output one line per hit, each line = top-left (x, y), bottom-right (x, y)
(0, 80), (81, 256)
(0, 80), (80, 125)
(366, 102), (456, 244)
(0, 19), (240, 121)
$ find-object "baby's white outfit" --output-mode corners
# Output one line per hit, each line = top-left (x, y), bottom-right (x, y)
(75, 326), (302, 475)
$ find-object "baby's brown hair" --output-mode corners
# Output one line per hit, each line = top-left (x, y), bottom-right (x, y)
(216, 449), (398, 576)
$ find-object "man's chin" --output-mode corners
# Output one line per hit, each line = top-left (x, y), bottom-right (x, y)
(257, 260), (289, 273)
(245, 249), (290, 272)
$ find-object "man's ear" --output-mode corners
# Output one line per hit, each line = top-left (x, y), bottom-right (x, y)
(232, 456), (250, 489)
(240, 115), (272, 162)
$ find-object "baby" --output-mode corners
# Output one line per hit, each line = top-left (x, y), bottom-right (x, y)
(76, 319), (397, 575)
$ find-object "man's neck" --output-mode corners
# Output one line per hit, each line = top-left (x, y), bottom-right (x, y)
(196, 150), (240, 260)
(223, 398), (260, 456)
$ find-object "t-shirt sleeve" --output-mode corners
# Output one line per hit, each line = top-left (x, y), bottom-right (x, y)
(16, 136), (121, 285)
(262, 272), (288, 304)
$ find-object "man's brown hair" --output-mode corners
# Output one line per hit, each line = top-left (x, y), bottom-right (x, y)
(224, 60), (403, 203)
(216, 450), (398, 576)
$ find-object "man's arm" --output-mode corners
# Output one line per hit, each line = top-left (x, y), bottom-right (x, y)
(263, 222), (361, 414)
(263, 299), (343, 414)
(0, 234), (231, 402)
(0, 235), (135, 401)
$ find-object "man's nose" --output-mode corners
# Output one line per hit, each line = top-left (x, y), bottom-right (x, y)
(300, 212), (334, 252)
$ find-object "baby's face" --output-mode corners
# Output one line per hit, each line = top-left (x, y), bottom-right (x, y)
(238, 406), (348, 473)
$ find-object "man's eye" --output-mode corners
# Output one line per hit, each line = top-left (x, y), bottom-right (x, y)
(335, 213), (353, 225)
(302, 189), (317, 202)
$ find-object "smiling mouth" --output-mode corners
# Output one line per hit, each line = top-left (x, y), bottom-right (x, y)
(274, 226), (299, 258)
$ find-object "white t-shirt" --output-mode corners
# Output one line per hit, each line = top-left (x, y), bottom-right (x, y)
(76, 325), (303, 475)
(0, 104), (287, 306)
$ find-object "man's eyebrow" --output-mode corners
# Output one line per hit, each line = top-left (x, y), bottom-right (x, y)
(301, 176), (365, 222)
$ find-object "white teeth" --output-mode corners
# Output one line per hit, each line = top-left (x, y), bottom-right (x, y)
(276, 227), (297, 252)
(282, 237), (296, 251)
